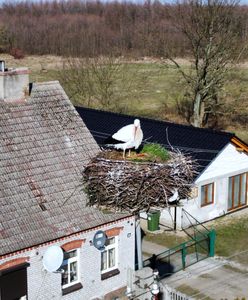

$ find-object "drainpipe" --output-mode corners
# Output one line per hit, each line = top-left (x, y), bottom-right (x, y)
(136, 216), (143, 270)
(174, 207), (177, 231)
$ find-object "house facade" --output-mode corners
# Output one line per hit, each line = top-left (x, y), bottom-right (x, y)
(0, 66), (135, 299)
(75, 106), (248, 228)
(162, 141), (248, 228)
(0, 218), (135, 300)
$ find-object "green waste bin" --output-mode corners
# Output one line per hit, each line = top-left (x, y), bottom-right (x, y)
(147, 210), (160, 231)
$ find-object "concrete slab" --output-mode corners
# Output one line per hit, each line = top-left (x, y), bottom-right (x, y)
(164, 257), (248, 299)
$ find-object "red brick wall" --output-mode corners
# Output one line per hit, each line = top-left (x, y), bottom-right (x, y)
(0, 257), (29, 271)
(61, 239), (86, 252)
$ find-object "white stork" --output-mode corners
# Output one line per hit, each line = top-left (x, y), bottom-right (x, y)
(107, 119), (143, 159)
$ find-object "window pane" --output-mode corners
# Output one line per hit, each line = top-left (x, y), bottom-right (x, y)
(101, 251), (107, 271)
(201, 184), (213, 206)
(240, 174), (247, 205)
(109, 248), (115, 268)
(67, 250), (77, 259)
(70, 261), (78, 283)
(207, 184), (213, 203)
(61, 264), (69, 285)
(234, 175), (240, 208)
(106, 237), (115, 246)
(228, 177), (233, 209)
(201, 186), (206, 206)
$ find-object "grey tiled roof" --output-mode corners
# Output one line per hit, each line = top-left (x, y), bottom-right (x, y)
(0, 81), (127, 256)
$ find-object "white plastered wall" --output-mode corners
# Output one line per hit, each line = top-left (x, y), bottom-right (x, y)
(161, 143), (248, 228)
(0, 217), (136, 300)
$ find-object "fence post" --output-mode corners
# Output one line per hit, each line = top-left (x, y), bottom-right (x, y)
(181, 243), (187, 269)
(209, 229), (216, 257)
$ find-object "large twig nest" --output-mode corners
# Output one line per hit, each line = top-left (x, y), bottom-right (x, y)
(83, 150), (198, 213)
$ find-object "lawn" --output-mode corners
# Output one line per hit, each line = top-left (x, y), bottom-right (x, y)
(144, 230), (188, 249)
(3, 54), (248, 142)
(213, 216), (248, 264)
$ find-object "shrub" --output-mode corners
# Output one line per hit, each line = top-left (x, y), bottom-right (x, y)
(9, 48), (25, 59)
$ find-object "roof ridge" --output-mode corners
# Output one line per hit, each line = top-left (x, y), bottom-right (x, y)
(33, 80), (60, 86)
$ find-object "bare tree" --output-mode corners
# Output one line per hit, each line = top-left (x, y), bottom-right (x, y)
(59, 56), (148, 112)
(0, 25), (13, 53)
(166, 0), (244, 128)
(1, 0), (247, 60)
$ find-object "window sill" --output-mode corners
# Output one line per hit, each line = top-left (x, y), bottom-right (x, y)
(101, 268), (120, 280)
(228, 203), (247, 212)
(62, 282), (83, 296)
(201, 202), (214, 207)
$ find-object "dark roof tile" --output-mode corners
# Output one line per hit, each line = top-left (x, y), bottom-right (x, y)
(75, 106), (236, 175)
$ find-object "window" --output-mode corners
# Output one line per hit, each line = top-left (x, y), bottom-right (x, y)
(228, 172), (247, 211)
(101, 237), (118, 276)
(61, 249), (80, 288)
(201, 183), (214, 207)
(0, 267), (28, 300)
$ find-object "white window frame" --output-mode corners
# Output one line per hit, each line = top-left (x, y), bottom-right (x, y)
(61, 248), (80, 289)
(101, 236), (118, 274)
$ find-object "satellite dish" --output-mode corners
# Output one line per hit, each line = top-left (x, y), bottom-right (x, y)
(42, 245), (64, 272)
(93, 230), (107, 250)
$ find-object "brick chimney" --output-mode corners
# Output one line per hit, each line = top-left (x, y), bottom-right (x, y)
(0, 60), (30, 102)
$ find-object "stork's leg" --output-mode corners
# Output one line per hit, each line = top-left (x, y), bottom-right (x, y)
(128, 149), (131, 157)
(123, 149), (126, 159)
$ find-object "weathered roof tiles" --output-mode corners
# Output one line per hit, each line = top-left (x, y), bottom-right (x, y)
(0, 81), (127, 256)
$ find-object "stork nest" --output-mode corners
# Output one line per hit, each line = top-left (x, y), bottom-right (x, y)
(83, 150), (198, 213)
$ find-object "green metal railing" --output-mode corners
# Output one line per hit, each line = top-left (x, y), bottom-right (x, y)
(142, 210), (216, 277)
(181, 209), (210, 241)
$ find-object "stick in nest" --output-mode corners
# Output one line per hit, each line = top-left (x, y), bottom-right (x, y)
(83, 150), (198, 213)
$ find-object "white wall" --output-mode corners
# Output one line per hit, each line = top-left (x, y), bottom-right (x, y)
(195, 143), (248, 183)
(161, 143), (248, 228)
(0, 216), (136, 300)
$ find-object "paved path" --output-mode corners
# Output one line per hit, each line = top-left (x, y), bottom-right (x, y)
(142, 240), (167, 256)
(164, 257), (248, 299)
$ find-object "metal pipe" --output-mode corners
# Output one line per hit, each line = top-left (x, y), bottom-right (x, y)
(174, 206), (177, 231)
(135, 216), (143, 270)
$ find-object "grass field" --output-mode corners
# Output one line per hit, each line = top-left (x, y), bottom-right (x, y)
(144, 230), (188, 249)
(2, 54), (247, 142)
(213, 216), (248, 264)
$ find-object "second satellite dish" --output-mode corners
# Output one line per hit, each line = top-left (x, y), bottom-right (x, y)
(93, 230), (107, 250)
(42, 245), (64, 272)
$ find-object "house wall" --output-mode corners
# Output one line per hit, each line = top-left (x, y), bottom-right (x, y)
(161, 143), (248, 228)
(0, 216), (135, 300)
(195, 143), (248, 183)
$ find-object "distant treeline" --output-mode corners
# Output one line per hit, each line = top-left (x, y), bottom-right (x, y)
(0, 0), (248, 58)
